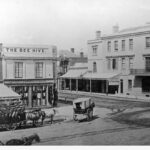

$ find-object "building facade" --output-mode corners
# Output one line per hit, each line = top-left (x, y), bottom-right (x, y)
(88, 24), (150, 96)
(60, 24), (150, 97)
(0, 44), (57, 108)
(58, 48), (88, 76)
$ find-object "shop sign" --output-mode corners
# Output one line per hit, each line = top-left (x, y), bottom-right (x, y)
(5, 47), (46, 53)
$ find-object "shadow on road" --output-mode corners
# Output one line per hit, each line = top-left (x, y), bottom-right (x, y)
(78, 115), (99, 123)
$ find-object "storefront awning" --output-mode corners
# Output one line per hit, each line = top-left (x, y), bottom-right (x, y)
(83, 72), (119, 80)
(0, 84), (21, 100)
(60, 69), (88, 79)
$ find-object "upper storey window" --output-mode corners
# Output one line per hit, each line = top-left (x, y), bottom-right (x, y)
(121, 58), (126, 70)
(122, 40), (125, 51)
(15, 62), (23, 78)
(129, 39), (133, 50)
(93, 62), (97, 73)
(107, 41), (111, 52)
(112, 58), (118, 70)
(146, 37), (150, 48)
(35, 62), (43, 78)
(129, 57), (134, 69)
(114, 41), (118, 51)
(92, 45), (98, 56)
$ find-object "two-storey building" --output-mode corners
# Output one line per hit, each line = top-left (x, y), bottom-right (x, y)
(0, 44), (57, 108)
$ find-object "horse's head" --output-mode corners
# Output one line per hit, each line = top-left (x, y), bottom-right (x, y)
(53, 109), (58, 115)
(22, 133), (40, 144)
(33, 133), (40, 143)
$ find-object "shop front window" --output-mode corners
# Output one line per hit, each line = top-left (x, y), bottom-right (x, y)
(32, 86), (46, 107)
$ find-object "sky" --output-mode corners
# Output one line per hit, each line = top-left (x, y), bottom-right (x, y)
(0, 0), (150, 53)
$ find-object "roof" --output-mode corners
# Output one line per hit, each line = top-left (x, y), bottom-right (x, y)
(59, 50), (88, 58)
(83, 72), (119, 80)
(0, 84), (21, 100)
(73, 97), (91, 103)
(119, 24), (150, 34)
(2, 44), (56, 49)
(70, 63), (88, 69)
(59, 50), (77, 58)
(60, 68), (88, 78)
(103, 24), (150, 38)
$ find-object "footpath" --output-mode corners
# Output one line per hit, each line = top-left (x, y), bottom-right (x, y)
(58, 90), (150, 103)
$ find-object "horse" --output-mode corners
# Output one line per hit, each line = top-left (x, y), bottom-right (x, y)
(12, 108), (46, 127)
(5, 133), (40, 145)
(45, 109), (58, 124)
(26, 110), (46, 126)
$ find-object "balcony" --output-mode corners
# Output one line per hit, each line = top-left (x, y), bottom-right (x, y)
(130, 69), (150, 76)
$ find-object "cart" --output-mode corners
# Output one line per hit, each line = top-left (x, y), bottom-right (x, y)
(0, 101), (26, 131)
(73, 97), (95, 121)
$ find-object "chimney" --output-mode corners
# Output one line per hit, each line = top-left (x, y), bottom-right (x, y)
(80, 52), (84, 58)
(96, 31), (101, 39)
(71, 48), (75, 53)
(113, 25), (119, 33)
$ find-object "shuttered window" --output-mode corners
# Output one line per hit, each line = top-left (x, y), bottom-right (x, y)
(15, 62), (23, 78)
(145, 57), (150, 71)
(35, 62), (43, 78)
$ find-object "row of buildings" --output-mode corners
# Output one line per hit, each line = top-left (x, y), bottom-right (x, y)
(60, 24), (150, 97)
(1, 23), (150, 108)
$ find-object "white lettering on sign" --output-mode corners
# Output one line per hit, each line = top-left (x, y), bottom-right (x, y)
(5, 47), (46, 53)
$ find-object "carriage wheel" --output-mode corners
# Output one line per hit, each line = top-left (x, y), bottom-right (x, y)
(89, 110), (93, 120)
(5, 123), (17, 131)
(86, 109), (90, 121)
(86, 109), (93, 121)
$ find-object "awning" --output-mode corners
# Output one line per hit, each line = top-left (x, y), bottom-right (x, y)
(60, 69), (88, 79)
(84, 72), (119, 85)
(83, 72), (119, 80)
(0, 84), (21, 100)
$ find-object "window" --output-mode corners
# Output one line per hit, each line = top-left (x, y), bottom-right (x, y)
(146, 37), (150, 48)
(114, 41), (118, 51)
(129, 39), (133, 50)
(122, 40), (125, 51)
(93, 62), (97, 73)
(129, 57), (134, 69)
(35, 62), (43, 78)
(145, 57), (150, 71)
(52, 48), (57, 56)
(92, 45), (98, 56)
(15, 62), (23, 78)
(107, 59), (111, 70)
(112, 58), (118, 70)
(121, 58), (126, 70)
(107, 41), (111, 52)
(128, 80), (132, 89)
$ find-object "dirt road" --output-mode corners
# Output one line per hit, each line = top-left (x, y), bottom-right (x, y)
(0, 106), (150, 145)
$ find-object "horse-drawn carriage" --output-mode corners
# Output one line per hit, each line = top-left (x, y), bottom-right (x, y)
(0, 101), (26, 130)
(0, 101), (45, 131)
(73, 97), (95, 121)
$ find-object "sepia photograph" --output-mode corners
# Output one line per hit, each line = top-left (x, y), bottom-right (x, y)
(0, 0), (150, 146)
